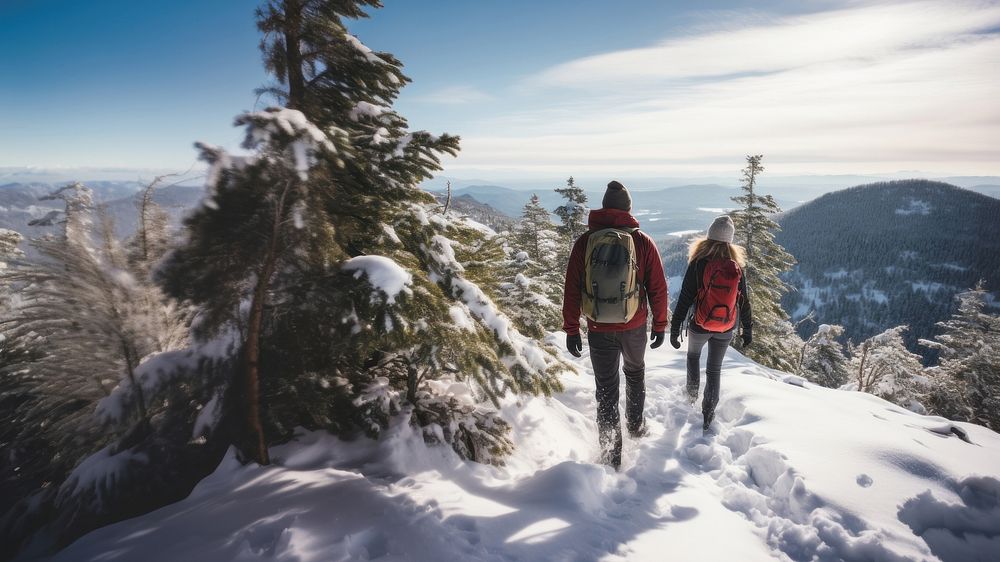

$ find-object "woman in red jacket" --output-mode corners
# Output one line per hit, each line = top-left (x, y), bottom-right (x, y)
(669, 215), (753, 432)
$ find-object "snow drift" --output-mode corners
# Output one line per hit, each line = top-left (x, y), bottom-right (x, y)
(50, 337), (1000, 562)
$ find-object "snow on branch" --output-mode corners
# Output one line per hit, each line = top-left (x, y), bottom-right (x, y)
(349, 101), (389, 122)
(192, 142), (255, 209)
(422, 229), (562, 385)
(97, 331), (238, 425)
(235, 107), (340, 180)
(344, 33), (388, 65)
(342, 255), (414, 304)
(57, 444), (149, 507)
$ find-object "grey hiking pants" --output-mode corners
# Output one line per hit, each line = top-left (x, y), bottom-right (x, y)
(686, 329), (734, 417)
(588, 325), (647, 450)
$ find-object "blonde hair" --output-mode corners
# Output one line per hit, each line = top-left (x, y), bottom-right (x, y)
(688, 237), (746, 267)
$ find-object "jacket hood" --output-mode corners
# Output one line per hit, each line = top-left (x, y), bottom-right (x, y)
(588, 208), (640, 230)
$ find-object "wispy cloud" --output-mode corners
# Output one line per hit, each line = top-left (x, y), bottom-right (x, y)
(416, 85), (494, 105)
(448, 0), (1000, 176)
(529, 1), (1000, 88)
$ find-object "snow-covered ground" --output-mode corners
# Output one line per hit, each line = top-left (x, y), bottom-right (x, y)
(51, 339), (1000, 562)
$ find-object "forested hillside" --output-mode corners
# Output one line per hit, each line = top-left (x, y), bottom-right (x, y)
(776, 180), (1000, 356)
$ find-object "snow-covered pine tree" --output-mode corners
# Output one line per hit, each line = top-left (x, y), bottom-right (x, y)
(1, 185), (127, 461)
(126, 175), (174, 272)
(920, 283), (1000, 430)
(158, 0), (565, 466)
(496, 252), (561, 340)
(495, 194), (563, 337)
(0, 229), (41, 529)
(2, 183), (188, 436)
(553, 176), (588, 267)
(0, 228), (22, 307)
(513, 194), (563, 288)
(799, 324), (851, 388)
(0, 184), (193, 545)
(848, 326), (926, 411)
(729, 155), (801, 371)
(0, 228), (21, 267)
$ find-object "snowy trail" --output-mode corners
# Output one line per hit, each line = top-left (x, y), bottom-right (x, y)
(51, 343), (1000, 562)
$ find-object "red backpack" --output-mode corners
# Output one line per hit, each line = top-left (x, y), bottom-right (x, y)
(694, 259), (742, 332)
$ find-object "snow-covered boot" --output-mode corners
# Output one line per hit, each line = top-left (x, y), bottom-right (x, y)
(702, 410), (715, 432)
(627, 419), (648, 439)
(599, 429), (623, 470)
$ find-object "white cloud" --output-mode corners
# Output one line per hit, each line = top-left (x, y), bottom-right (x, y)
(447, 0), (1000, 176)
(530, 1), (1000, 88)
(416, 85), (494, 105)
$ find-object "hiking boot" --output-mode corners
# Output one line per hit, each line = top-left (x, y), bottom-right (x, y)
(627, 419), (649, 439)
(601, 446), (622, 471)
(702, 410), (715, 432)
(599, 430), (623, 470)
(686, 386), (698, 405)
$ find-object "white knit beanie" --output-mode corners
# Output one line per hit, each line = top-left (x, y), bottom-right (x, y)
(707, 215), (735, 243)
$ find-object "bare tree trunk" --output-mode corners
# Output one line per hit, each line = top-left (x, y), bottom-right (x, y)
(138, 180), (158, 263)
(121, 339), (148, 422)
(137, 169), (190, 263)
(744, 158), (758, 280)
(856, 342), (869, 391)
(244, 266), (273, 466)
(797, 340), (809, 375)
(443, 181), (452, 214)
(240, 181), (293, 466)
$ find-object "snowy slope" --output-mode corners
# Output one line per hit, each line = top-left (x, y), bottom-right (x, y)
(50, 338), (1000, 562)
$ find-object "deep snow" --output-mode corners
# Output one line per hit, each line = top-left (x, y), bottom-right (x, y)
(50, 337), (1000, 562)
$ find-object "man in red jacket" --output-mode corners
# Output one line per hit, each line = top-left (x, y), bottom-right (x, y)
(563, 180), (670, 469)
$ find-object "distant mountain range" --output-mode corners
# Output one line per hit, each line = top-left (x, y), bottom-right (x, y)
(429, 178), (999, 239)
(775, 180), (1000, 359)
(4, 178), (999, 358)
(0, 182), (203, 255)
(420, 174), (1000, 203)
(430, 192), (514, 232)
(437, 183), (764, 238)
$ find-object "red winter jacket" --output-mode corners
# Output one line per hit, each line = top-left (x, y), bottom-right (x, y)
(562, 208), (670, 336)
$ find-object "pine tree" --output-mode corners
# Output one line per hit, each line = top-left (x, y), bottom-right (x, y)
(494, 194), (564, 338)
(553, 176), (588, 266)
(0, 228), (21, 265)
(158, 0), (565, 466)
(920, 283), (1000, 430)
(848, 326), (925, 411)
(513, 194), (563, 299)
(799, 324), (851, 388)
(0, 185), (191, 527)
(496, 249), (560, 340)
(729, 155), (801, 370)
(126, 175), (174, 271)
(0, 228), (22, 307)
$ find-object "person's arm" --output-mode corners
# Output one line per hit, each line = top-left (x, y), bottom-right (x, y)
(562, 236), (587, 336)
(739, 272), (753, 331)
(671, 261), (699, 337)
(642, 235), (669, 334)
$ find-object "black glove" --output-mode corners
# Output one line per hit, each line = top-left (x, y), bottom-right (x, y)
(670, 333), (681, 349)
(650, 331), (665, 349)
(566, 333), (583, 357)
(742, 329), (752, 348)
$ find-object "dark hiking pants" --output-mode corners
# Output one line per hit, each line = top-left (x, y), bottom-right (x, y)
(686, 329), (734, 418)
(587, 325), (647, 460)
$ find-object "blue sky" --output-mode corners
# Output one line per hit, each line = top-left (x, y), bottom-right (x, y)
(2, 0), (998, 179)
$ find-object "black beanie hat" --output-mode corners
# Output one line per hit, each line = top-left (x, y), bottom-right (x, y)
(603, 180), (632, 212)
